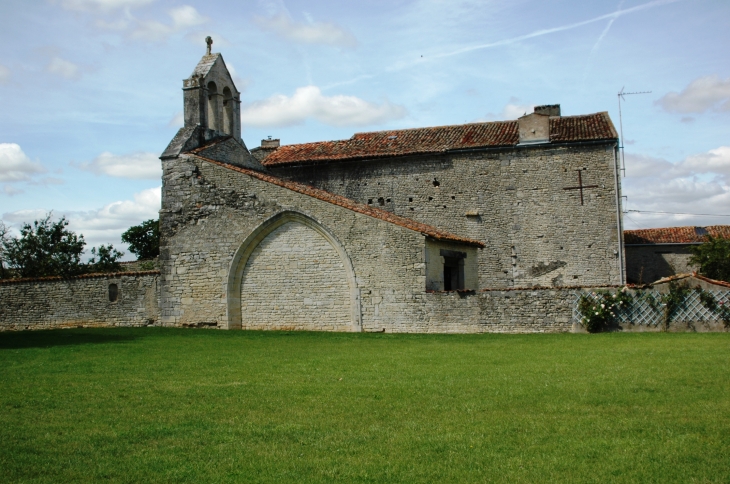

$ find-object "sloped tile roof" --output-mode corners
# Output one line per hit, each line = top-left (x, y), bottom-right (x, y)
(191, 154), (485, 248)
(263, 112), (617, 166)
(624, 225), (730, 244)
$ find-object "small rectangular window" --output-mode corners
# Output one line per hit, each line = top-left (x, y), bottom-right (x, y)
(109, 283), (119, 302)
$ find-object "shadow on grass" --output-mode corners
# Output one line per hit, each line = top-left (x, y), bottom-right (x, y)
(0, 329), (140, 350)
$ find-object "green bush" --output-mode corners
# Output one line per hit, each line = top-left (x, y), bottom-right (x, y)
(689, 235), (730, 282)
(578, 289), (632, 332)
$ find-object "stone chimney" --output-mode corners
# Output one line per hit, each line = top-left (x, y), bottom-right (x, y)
(261, 138), (280, 149)
(516, 104), (560, 145)
(534, 104), (561, 116)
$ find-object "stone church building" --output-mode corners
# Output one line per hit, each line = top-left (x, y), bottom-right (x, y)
(156, 47), (625, 332)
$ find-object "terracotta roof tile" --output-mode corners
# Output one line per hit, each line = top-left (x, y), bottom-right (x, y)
(624, 225), (730, 244)
(191, 154), (485, 248)
(263, 112), (617, 166)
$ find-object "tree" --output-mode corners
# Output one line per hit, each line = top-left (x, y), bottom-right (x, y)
(88, 244), (124, 273)
(2, 214), (86, 278)
(121, 219), (159, 260)
(689, 235), (730, 282)
(0, 222), (10, 279)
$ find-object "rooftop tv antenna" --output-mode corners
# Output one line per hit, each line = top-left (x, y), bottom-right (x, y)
(617, 87), (651, 176)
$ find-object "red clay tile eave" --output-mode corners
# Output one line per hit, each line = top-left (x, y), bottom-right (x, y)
(189, 154), (485, 248)
(624, 225), (730, 244)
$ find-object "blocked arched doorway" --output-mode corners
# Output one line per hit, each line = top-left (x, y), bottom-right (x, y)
(226, 212), (361, 331)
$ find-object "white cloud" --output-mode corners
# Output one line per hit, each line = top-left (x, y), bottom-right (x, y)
(57, 0), (154, 13)
(168, 5), (206, 29)
(169, 112), (184, 127)
(3, 185), (23, 196)
(622, 146), (730, 229)
(477, 99), (534, 121)
(129, 5), (208, 41)
(240, 85), (406, 128)
(501, 103), (534, 120)
(0, 143), (46, 183)
(2, 187), (161, 256)
(682, 146), (730, 175)
(95, 18), (131, 31)
(656, 75), (730, 114)
(254, 13), (358, 49)
(47, 57), (81, 80)
(77, 151), (161, 180)
(0, 64), (10, 84)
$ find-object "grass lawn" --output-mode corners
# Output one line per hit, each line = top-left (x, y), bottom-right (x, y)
(0, 329), (728, 483)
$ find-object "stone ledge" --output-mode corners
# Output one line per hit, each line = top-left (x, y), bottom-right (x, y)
(0, 271), (160, 285)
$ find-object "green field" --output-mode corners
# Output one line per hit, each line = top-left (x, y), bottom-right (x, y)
(0, 329), (728, 483)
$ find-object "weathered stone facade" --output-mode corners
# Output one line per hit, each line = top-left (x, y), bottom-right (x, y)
(271, 143), (623, 288)
(151, 47), (626, 333)
(0, 272), (159, 331)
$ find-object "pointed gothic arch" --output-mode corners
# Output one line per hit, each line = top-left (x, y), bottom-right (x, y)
(226, 211), (362, 331)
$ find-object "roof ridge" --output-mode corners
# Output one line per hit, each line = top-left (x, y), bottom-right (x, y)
(350, 119), (516, 138)
(264, 112), (616, 166)
(190, 154), (485, 248)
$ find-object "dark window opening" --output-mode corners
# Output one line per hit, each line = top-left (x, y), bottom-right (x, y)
(378, 197), (385, 206)
(367, 199), (373, 204)
(109, 283), (119, 302)
(409, 197), (413, 202)
(386, 198), (391, 203)
(428, 196), (433, 201)
(443, 257), (463, 291)
(433, 179), (440, 187)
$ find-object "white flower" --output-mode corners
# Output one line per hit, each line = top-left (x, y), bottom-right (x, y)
(595, 312), (599, 315)
(601, 304), (605, 308)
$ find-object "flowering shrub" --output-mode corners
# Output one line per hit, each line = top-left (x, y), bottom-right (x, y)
(577, 289), (633, 333)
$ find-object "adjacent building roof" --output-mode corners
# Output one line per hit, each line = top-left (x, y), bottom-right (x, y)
(624, 225), (730, 245)
(263, 112), (617, 166)
(191, 154), (485, 248)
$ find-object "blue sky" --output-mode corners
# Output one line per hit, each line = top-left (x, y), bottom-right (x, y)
(1, 0), (728, 258)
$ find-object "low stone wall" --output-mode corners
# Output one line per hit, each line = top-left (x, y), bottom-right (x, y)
(408, 288), (577, 334)
(0, 272), (159, 331)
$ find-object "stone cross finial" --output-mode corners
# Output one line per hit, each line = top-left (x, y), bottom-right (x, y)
(205, 36), (213, 55)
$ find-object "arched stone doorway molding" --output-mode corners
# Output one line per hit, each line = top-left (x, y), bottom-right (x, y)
(226, 211), (362, 331)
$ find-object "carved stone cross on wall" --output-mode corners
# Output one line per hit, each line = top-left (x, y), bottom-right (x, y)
(205, 36), (213, 55)
(563, 170), (598, 205)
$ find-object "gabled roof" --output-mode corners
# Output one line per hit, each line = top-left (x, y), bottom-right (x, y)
(189, 154), (485, 248)
(263, 112), (617, 166)
(191, 53), (221, 78)
(624, 225), (730, 245)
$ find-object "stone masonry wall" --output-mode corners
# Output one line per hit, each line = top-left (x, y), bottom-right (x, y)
(625, 245), (697, 284)
(272, 142), (623, 289)
(0, 272), (159, 331)
(159, 154), (428, 330)
(240, 221), (351, 331)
